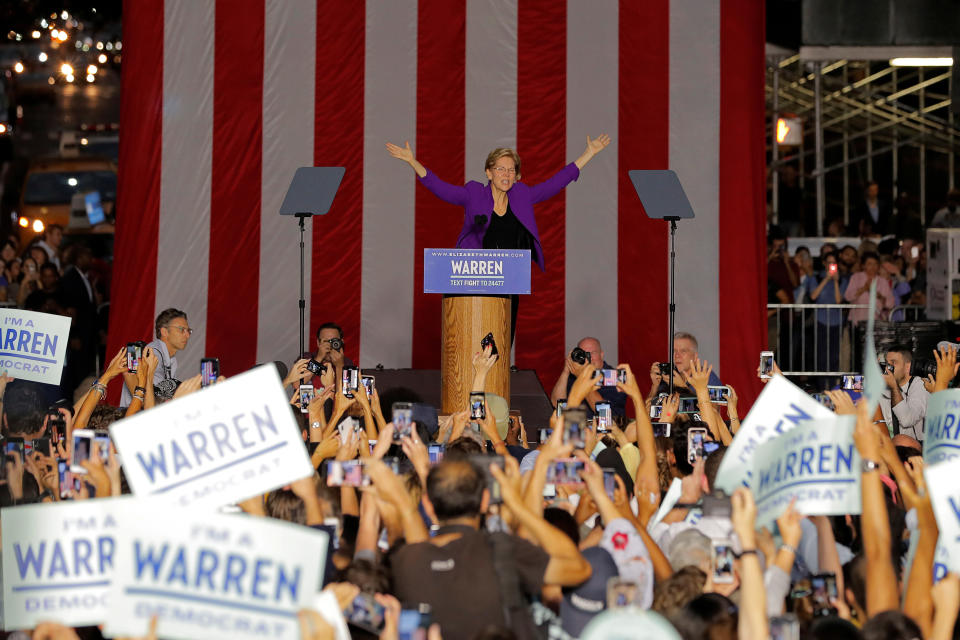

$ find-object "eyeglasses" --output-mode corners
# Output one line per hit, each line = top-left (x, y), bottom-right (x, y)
(492, 167), (516, 175)
(166, 325), (193, 335)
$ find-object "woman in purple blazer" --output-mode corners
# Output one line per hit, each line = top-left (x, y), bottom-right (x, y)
(386, 135), (611, 271)
(386, 135), (611, 343)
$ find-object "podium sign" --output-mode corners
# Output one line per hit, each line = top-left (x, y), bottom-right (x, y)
(424, 249), (531, 295)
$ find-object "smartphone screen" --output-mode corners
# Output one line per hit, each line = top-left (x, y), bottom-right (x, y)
(707, 385), (728, 405)
(606, 577), (640, 609)
(57, 459), (70, 499)
(687, 428), (707, 464)
(428, 444), (445, 465)
(595, 402), (613, 432)
(594, 368), (625, 387)
(94, 432), (111, 461)
(469, 393), (485, 420)
(678, 397), (699, 414)
(126, 343), (142, 373)
(842, 375), (864, 391)
(562, 409), (587, 449)
(652, 422), (671, 438)
(711, 541), (735, 584)
(299, 384), (314, 414)
(760, 351), (775, 379)
(342, 367), (359, 398)
(361, 375), (375, 397)
(344, 592), (386, 633)
(71, 430), (93, 473)
(49, 414), (67, 445)
(5, 437), (25, 463)
(392, 402), (413, 441)
(326, 457), (399, 487)
(602, 468), (617, 498)
(32, 437), (50, 457)
(769, 615), (800, 640)
(545, 458), (586, 485)
(539, 428), (553, 444)
(555, 400), (567, 418)
(649, 403), (664, 419)
(827, 262), (838, 276)
(811, 573), (838, 616)
(200, 358), (219, 388)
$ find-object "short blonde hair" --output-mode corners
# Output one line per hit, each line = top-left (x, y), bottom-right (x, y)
(484, 148), (521, 177)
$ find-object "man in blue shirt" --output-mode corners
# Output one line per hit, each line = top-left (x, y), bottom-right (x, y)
(804, 253), (848, 374)
(649, 332), (723, 400)
(549, 337), (628, 417)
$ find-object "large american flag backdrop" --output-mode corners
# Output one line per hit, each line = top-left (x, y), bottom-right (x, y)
(109, 0), (767, 407)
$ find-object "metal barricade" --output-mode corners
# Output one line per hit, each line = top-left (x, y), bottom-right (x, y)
(887, 305), (925, 323)
(767, 303), (868, 376)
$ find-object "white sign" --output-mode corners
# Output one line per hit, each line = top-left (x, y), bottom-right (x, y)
(923, 390), (960, 465)
(0, 308), (71, 385)
(714, 375), (835, 492)
(104, 506), (328, 640)
(110, 365), (313, 508)
(752, 417), (860, 527)
(926, 459), (960, 574)
(1, 497), (134, 630)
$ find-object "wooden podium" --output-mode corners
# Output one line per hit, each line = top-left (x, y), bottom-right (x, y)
(424, 249), (531, 416)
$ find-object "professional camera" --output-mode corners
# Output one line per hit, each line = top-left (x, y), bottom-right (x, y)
(570, 347), (590, 365)
(328, 337), (344, 351)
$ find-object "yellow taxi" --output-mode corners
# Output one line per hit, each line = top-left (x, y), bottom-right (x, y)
(16, 156), (116, 242)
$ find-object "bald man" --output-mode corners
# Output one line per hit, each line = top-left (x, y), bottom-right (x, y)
(550, 337), (627, 418)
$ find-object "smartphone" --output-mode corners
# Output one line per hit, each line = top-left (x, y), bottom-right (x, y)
(57, 459), (70, 499)
(555, 400), (567, 418)
(711, 540), (735, 584)
(32, 437), (50, 457)
(71, 429), (94, 473)
(595, 402), (613, 432)
(606, 577), (639, 609)
(341, 366), (359, 398)
(326, 457), (399, 487)
(428, 444), (445, 465)
(649, 403), (664, 419)
(911, 245), (920, 259)
(49, 411), (67, 446)
(594, 368), (627, 387)
(539, 428), (553, 444)
(469, 392), (486, 420)
(305, 359), (325, 376)
(392, 402), (413, 441)
(299, 384), (314, 414)
(602, 468), (617, 499)
(678, 397), (699, 414)
(200, 357), (219, 388)
(842, 375), (864, 391)
(707, 385), (729, 405)
(337, 417), (361, 445)
(810, 573), (838, 617)
(469, 454), (505, 505)
(759, 350), (775, 379)
(652, 422), (671, 438)
(812, 392), (834, 410)
(361, 375), (375, 397)
(827, 262), (838, 277)
(480, 332), (499, 358)
(545, 458), (586, 486)
(344, 592), (386, 634)
(397, 604), (432, 640)
(687, 427), (707, 464)
(769, 614), (800, 640)
(125, 342), (143, 374)
(562, 409), (587, 449)
(5, 436), (25, 463)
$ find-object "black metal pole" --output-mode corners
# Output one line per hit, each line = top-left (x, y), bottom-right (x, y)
(297, 213), (307, 357)
(667, 217), (679, 395)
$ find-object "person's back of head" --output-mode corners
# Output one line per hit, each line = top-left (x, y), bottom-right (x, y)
(703, 445), (726, 491)
(667, 530), (711, 573)
(265, 488), (306, 525)
(341, 558), (390, 594)
(652, 566), (705, 618)
(808, 616), (863, 640)
(544, 507), (579, 545)
(843, 555), (867, 617)
(671, 592), (737, 640)
(444, 437), (484, 459)
(3, 386), (43, 436)
(470, 626), (517, 640)
(426, 459), (485, 522)
(860, 611), (922, 640)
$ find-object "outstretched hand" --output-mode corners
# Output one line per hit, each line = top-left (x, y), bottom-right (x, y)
(584, 134), (611, 156)
(385, 141), (415, 163)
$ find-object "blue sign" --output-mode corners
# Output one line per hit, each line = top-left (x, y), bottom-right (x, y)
(423, 249), (531, 295)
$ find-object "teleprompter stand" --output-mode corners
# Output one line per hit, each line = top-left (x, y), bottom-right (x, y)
(279, 167), (345, 356)
(628, 170), (696, 395)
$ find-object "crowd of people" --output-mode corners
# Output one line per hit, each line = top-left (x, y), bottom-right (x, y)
(3, 303), (960, 640)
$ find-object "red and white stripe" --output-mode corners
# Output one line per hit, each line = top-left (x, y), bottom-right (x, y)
(110, 0), (767, 407)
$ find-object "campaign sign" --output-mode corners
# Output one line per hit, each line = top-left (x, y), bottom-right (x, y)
(0, 308), (70, 385)
(110, 365), (313, 509)
(752, 417), (860, 528)
(104, 506), (328, 640)
(926, 458), (960, 574)
(423, 248), (531, 294)
(1, 497), (133, 630)
(923, 389), (960, 465)
(714, 375), (835, 493)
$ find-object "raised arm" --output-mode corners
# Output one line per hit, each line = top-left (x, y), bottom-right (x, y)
(573, 134), (611, 170)
(386, 140), (470, 206)
(385, 141), (426, 178)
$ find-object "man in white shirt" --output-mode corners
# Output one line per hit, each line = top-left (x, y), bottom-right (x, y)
(879, 345), (930, 442)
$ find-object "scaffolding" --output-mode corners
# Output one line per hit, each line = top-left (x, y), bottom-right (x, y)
(767, 53), (958, 234)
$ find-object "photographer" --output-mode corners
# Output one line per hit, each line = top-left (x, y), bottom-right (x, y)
(879, 345), (929, 442)
(549, 337), (627, 417)
(311, 321), (355, 369)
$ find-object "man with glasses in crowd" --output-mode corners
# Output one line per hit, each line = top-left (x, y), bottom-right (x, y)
(120, 308), (192, 407)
